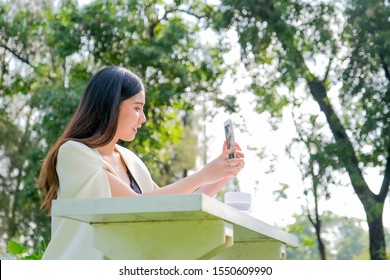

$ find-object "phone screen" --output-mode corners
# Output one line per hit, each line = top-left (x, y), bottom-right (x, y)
(224, 119), (235, 159)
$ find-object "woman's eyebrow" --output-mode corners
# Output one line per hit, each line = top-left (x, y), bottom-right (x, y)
(134, 101), (144, 105)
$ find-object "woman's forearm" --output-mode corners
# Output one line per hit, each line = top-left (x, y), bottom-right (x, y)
(144, 170), (208, 195)
(193, 177), (234, 197)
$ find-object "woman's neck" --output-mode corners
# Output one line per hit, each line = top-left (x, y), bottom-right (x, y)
(96, 139), (118, 156)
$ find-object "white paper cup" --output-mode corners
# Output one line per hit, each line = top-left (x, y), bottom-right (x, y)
(224, 191), (252, 213)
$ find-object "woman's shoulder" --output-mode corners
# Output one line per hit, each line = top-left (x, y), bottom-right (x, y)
(58, 140), (100, 159)
(56, 140), (106, 175)
(59, 140), (92, 151)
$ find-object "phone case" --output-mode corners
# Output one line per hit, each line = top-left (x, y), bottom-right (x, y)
(224, 119), (235, 159)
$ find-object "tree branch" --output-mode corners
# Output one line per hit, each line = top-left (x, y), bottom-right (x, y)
(378, 148), (390, 200)
(377, 52), (390, 201)
(308, 81), (375, 203)
(0, 40), (32, 66)
(176, 8), (209, 20)
(148, 7), (208, 39)
(379, 52), (390, 82)
(322, 58), (333, 83)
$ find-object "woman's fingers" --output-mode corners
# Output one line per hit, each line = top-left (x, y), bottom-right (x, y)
(235, 150), (244, 158)
(221, 147), (244, 160)
(223, 140), (228, 150)
(225, 158), (245, 170)
(233, 142), (242, 150)
(220, 146), (235, 159)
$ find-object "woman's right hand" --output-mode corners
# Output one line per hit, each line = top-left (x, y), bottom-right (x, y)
(199, 145), (244, 185)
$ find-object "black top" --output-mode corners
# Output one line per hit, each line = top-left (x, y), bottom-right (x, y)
(126, 168), (142, 194)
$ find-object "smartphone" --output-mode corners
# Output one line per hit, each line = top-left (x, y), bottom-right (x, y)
(224, 119), (235, 159)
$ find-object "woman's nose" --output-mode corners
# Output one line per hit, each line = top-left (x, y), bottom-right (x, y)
(141, 111), (146, 123)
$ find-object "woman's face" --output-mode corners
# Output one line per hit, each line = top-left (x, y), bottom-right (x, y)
(116, 91), (146, 142)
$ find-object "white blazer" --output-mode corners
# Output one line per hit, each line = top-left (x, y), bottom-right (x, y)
(42, 140), (154, 259)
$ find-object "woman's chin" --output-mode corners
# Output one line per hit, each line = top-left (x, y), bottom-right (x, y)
(120, 134), (136, 142)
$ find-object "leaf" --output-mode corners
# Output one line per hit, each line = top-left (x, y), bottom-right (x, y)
(7, 240), (27, 255)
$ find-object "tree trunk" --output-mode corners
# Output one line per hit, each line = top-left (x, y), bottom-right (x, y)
(225, 0), (389, 260)
(309, 215), (327, 260)
(366, 201), (386, 259)
(315, 197), (327, 260)
(311, 178), (327, 259)
(308, 80), (387, 259)
(317, 229), (326, 260)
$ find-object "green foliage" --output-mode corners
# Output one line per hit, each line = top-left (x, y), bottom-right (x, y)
(286, 212), (381, 260)
(286, 214), (320, 260)
(4, 240), (45, 260)
(7, 240), (27, 256)
(209, 0), (339, 126)
(209, 0), (389, 259)
(2, 0), (388, 260)
(340, 0), (390, 168)
(0, 0), (228, 255)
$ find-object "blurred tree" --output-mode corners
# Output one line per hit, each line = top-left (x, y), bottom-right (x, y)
(209, 0), (389, 259)
(0, 0), (230, 255)
(285, 111), (348, 259)
(340, 0), (390, 259)
(287, 211), (371, 260)
(0, 0), (53, 254)
(70, 0), (230, 184)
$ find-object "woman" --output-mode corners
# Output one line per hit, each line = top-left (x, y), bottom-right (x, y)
(37, 66), (244, 259)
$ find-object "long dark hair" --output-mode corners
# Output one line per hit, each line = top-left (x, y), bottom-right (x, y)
(37, 66), (144, 212)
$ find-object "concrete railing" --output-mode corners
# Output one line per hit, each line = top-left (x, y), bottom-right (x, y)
(52, 194), (298, 260)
